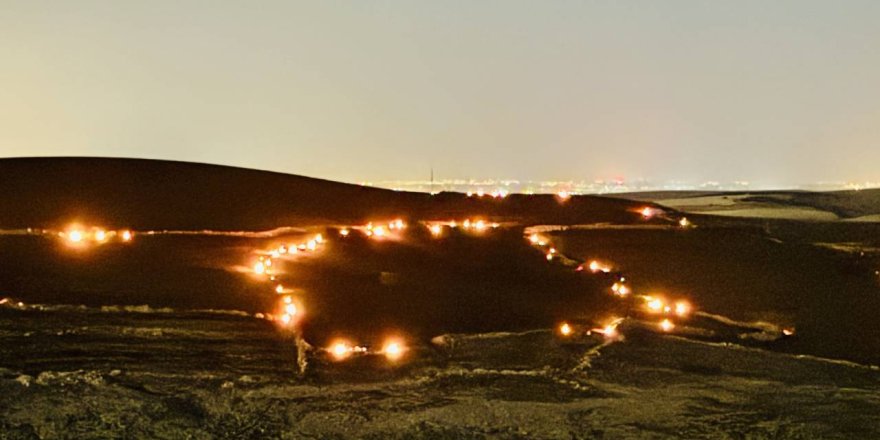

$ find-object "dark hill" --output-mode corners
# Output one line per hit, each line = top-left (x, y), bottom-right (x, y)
(0, 157), (655, 230)
(746, 190), (880, 219)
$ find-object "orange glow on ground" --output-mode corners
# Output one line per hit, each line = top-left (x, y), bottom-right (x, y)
(674, 301), (691, 317)
(330, 341), (352, 361)
(382, 339), (406, 361)
(284, 303), (298, 316)
(646, 298), (664, 313)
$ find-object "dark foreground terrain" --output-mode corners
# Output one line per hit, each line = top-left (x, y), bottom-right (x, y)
(1, 158), (879, 438)
(1, 306), (879, 439)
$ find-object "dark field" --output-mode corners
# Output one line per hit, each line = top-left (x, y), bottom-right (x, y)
(550, 221), (880, 364)
(2, 219), (880, 438)
(2, 306), (879, 439)
(2, 159), (879, 438)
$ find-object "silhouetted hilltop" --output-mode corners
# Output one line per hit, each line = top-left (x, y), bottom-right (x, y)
(0, 157), (653, 230)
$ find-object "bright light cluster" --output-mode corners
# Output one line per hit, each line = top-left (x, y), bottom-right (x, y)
(466, 188), (508, 199)
(59, 225), (134, 247)
(242, 226), (418, 367)
(423, 219), (500, 235)
(325, 337), (406, 362)
(525, 229), (701, 341)
(587, 260), (612, 274)
(640, 295), (692, 319)
(362, 220), (407, 239)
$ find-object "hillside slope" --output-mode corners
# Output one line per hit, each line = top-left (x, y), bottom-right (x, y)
(0, 157), (652, 230)
(616, 189), (880, 221)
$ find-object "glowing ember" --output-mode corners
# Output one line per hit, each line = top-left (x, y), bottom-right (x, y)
(68, 230), (84, 243)
(339, 229), (350, 237)
(284, 303), (298, 316)
(589, 261), (600, 272)
(546, 253), (554, 261)
(253, 261), (266, 275)
(430, 224), (442, 236)
(659, 319), (675, 332)
(382, 339), (405, 361)
(331, 342), (352, 361)
(641, 207), (655, 218)
(93, 229), (107, 242)
(474, 220), (486, 231)
(618, 285), (630, 296)
(674, 301), (691, 317)
(315, 234), (324, 243)
(394, 219), (405, 229)
(280, 314), (292, 325)
(282, 295), (292, 304)
(120, 230), (133, 242)
(783, 328), (795, 336)
(602, 324), (618, 338)
(559, 322), (573, 336)
(373, 226), (386, 237)
(307, 240), (317, 251)
(275, 284), (284, 294)
(679, 217), (690, 227)
(646, 298), (664, 313)
(556, 190), (571, 201)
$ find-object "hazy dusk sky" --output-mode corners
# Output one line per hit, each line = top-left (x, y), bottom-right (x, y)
(2, 1), (879, 186)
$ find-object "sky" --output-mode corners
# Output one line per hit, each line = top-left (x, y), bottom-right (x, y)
(1, 1), (879, 187)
